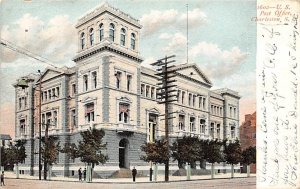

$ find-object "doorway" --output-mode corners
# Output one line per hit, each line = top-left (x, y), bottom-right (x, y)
(119, 139), (129, 168)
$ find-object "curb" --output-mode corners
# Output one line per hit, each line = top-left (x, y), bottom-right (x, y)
(5, 176), (256, 184)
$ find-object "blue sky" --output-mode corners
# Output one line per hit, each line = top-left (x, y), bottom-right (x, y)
(0, 0), (257, 136)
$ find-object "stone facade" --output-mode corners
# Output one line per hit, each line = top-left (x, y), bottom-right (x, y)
(14, 2), (241, 177)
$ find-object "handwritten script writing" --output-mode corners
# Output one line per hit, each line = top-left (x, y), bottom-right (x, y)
(257, 1), (299, 189)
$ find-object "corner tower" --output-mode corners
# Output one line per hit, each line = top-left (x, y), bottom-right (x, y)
(73, 2), (143, 63)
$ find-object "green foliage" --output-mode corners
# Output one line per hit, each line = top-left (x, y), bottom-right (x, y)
(202, 139), (224, 164)
(61, 128), (108, 165)
(171, 136), (200, 164)
(41, 136), (60, 166)
(241, 146), (256, 165)
(223, 139), (242, 165)
(5, 140), (27, 166)
(140, 139), (169, 164)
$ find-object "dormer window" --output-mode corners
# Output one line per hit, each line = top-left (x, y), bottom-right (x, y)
(81, 32), (85, 49)
(89, 28), (94, 46)
(99, 23), (104, 41)
(109, 23), (115, 42)
(120, 28), (126, 46)
(130, 33), (135, 50)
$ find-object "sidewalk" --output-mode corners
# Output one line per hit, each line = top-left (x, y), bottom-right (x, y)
(5, 171), (256, 183)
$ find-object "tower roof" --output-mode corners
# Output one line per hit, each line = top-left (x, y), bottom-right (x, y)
(76, 2), (142, 29)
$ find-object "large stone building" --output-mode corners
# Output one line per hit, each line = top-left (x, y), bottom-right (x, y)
(14, 3), (240, 177)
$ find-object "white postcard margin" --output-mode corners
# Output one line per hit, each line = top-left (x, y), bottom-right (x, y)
(256, 0), (300, 189)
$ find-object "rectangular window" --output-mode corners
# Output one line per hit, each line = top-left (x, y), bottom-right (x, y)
(200, 119), (205, 134)
(52, 88), (56, 98)
(46, 112), (52, 127)
(203, 97), (206, 110)
(119, 103), (129, 123)
(188, 94), (192, 106)
(83, 75), (88, 91)
(210, 123), (214, 138)
(233, 108), (236, 118)
(190, 117), (195, 133)
(71, 109), (76, 127)
(44, 91), (47, 101)
(20, 119), (26, 136)
(92, 72), (97, 89)
(53, 111), (58, 128)
(179, 115), (185, 131)
(193, 95), (196, 107)
(85, 103), (94, 123)
(177, 90), (181, 103)
(146, 86), (150, 98)
(127, 75), (132, 91)
(115, 72), (121, 89)
(229, 107), (232, 117)
(217, 124), (221, 139)
(141, 84), (145, 96)
(231, 126), (235, 139)
(24, 97), (27, 108)
(151, 87), (155, 99)
(48, 90), (51, 100)
(72, 84), (76, 96)
(42, 114), (45, 129)
(19, 98), (22, 109)
(182, 91), (185, 104)
(199, 97), (202, 109)
(56, 87), (60, 97)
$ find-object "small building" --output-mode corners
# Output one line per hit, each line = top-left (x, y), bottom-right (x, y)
(240, 112), (256, 173)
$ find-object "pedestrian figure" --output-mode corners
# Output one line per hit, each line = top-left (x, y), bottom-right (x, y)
(132, 167), (137, 182)
(83, 168), (86, 181)
(1, 171), (5, 186)
(78, 168), (82, 181)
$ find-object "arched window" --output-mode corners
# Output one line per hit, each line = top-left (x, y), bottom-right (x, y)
(99, 23), (104, 41)
(89, 28), (94, 46)
(130, 33), (136, 50)
(120, 28), (126, 46)
(80, 32), (85, 49)
(109, 23), (115, 42)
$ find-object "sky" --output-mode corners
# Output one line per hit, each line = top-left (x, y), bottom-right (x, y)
(0, 0), (257, 138)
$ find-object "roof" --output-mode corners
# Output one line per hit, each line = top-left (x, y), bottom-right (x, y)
(0, 134), (12, 140)
(213, 88), (241, 99)
(76, 2), (142, 29)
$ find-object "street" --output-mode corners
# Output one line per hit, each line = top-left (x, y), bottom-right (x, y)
(3, 177), (255, 189)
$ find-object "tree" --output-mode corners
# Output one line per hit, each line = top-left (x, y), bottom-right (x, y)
(171, 136), (199, 167)
(140, 139), (170, 182)
(61, 128), (108, 182)
(41, 136), (60, 180)
(171, 136), (200, 180)
(241, 146), (256, 177)
(5, 140), (27, 178)
(223, 139), (242, 178)
(140, 139), (169, 164)
(202, 139), (223, 179)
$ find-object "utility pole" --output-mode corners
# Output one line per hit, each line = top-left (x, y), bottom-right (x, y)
(151, 55), (177, 182)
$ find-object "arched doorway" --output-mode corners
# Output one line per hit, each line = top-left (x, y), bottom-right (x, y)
(119, 139), (129, 168)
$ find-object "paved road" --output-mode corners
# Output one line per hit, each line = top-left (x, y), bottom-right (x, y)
(4, 177), (255, 189)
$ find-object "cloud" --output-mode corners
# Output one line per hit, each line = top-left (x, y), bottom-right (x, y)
(140, 8), (207, 36)
(141, 57), (156, 69)
(162, 32), (187, 54)
(1, 14), (77, 65)
(190, 42), (247, 79)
